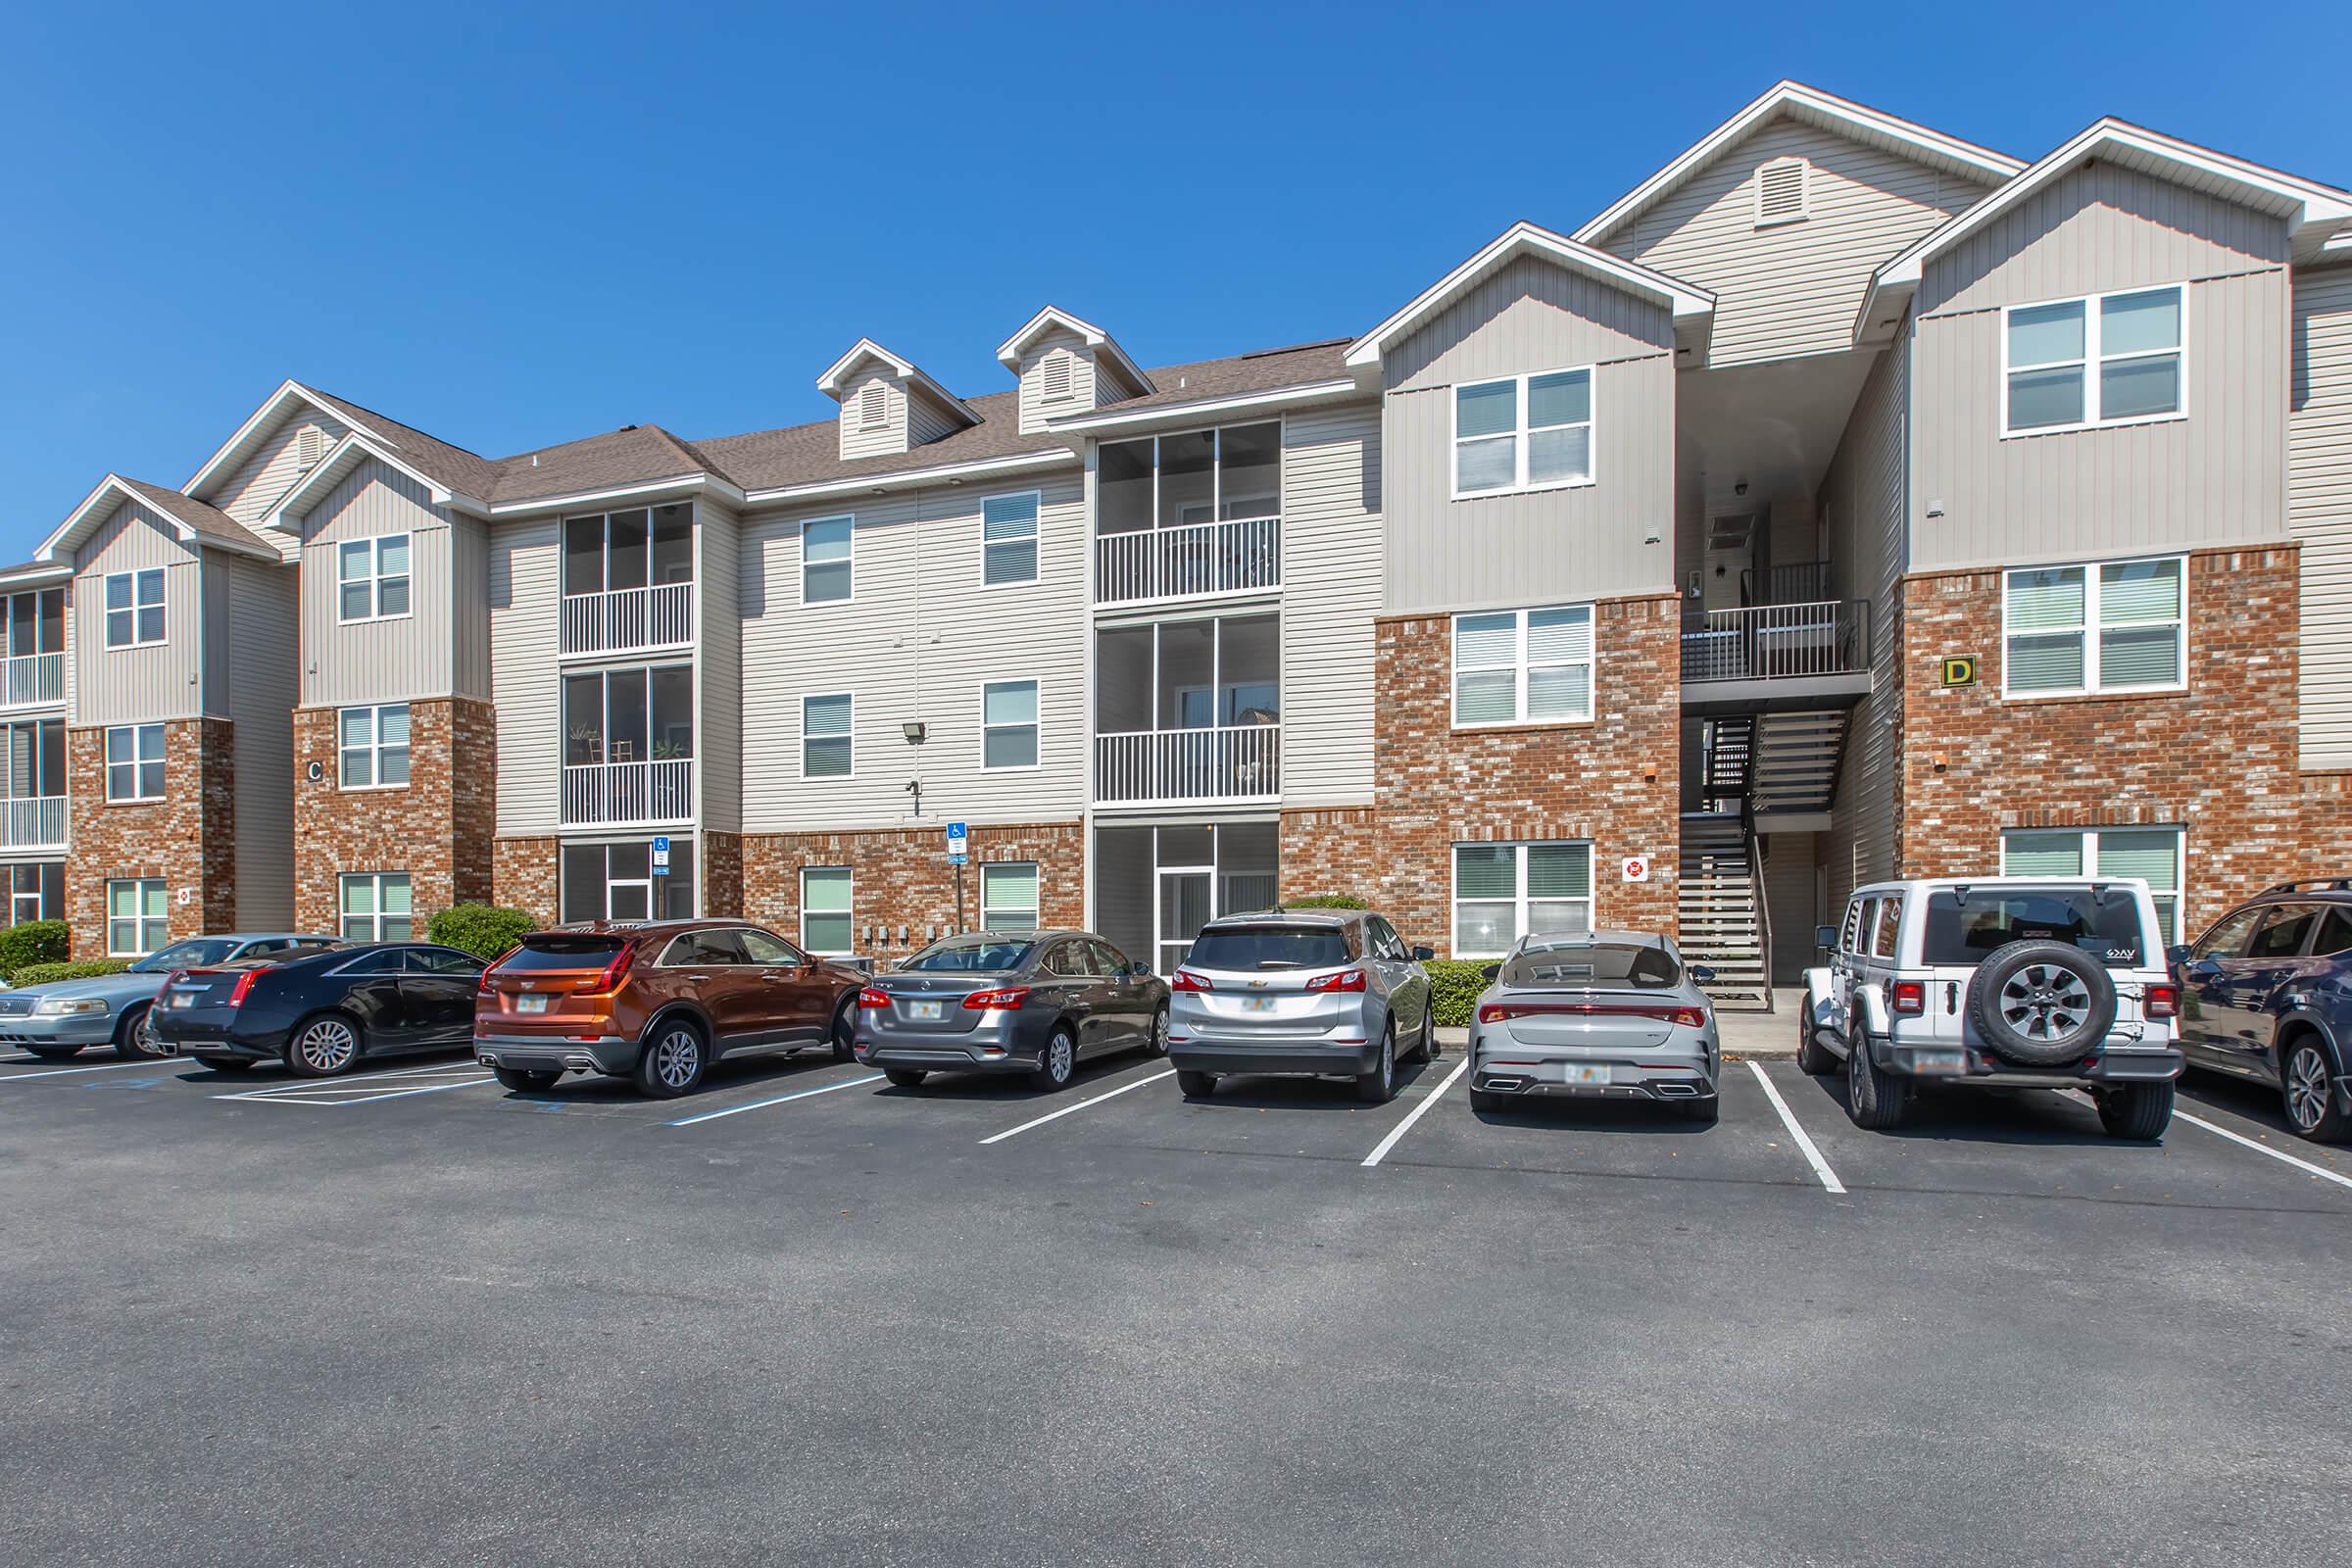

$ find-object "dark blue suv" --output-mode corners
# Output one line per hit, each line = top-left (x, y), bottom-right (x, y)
(2172, 881), (2352, 1143)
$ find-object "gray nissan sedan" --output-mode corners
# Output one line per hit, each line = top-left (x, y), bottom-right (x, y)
(1466, 931), (1721, 1121)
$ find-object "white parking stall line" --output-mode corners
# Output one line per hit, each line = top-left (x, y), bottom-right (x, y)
(667, 1072), (886, 1127)
(1747, 1061), (1847, 1195)
(0, 1057), (185, 1083)
(214, 1062), (499, 1106)
(2174, 1109), (2352, 1191)
(978, 1069), (1175, 1146)
(1361, 1057), (1471, 1168)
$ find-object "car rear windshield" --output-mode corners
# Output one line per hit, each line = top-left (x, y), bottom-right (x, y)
(499, 936), (630, 972)
(898, 939), (1036, 973)
(1920, 887), (2149, 966)
(1185, 927), (1351, 972)
(1500, 941), (1680, 989)
(130, 938), (242, 974)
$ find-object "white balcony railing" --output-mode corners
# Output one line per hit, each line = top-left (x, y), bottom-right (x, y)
(1096, 517), (1280, 605)
(1095, 725), (1280, 804)
(561, 583), (694, 657)
(0, 796), (67, 851)
(561, 760), (694, 826)
(0, 653), (64, 709)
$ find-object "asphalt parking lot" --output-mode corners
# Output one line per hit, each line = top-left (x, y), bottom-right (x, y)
(3, 1034), (2348, 1566)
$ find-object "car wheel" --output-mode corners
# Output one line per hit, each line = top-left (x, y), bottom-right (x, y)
(1032, 1027), (1077, 1093)
(829, 995), (858, 1061)
(1415, 1006), (1438, 1062)
(1796, 1004), (1840, 1076)
(493, 1066), (562, 1094)
(633, 1021), (708, 1099)
(1175, 1068), (1217, 1099)
(2279, 1038), (2349, 1144)
(193, 1054), (254, 1073)
(2094, 1080), (2174, 1142)
(117, 1004), (163, 1060)
(20, 1043), (84, 1061)
(285, 1014), (363, 1077)
(1143, 1004), (1170, 1058)
(883, 1067), (927, 1089)
(1966, 940), (2118, 1068)
(1355, 1024), (1397, 1105)
(1844, 1033), (1906, 1130)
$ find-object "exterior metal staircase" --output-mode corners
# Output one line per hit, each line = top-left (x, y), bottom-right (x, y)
(1747, 710), (1852, 818)
(1677, 810), (1772, 1010)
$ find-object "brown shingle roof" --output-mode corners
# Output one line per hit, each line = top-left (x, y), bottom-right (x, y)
(1056, 339), (1352, 417)
(303, 386), (506, 502)
(484, 424), (743, 507)
(116, 478), (281, 557)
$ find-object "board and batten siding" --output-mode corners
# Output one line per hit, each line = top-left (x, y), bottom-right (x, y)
(1381, 255), (1675, 612)
(1601, 117), (1993, 368)
(449, 514), (493, 701)
(203, 553), (298, 928)
(696, 500), (743, 836)
(295, 460), (461, 708)
(487, 518), (562, 836)
(1280, 401), (1381, 806)
(2292, 265), (2352, 770)
(70, 506), (203, 727)
(738, 468), (1089, 835)
(211, 409), (353, 523)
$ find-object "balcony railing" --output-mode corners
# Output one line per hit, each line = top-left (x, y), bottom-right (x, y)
(561, 759), (694, 826)
(0, 653), (63, 708)
(0, 796), (67, 851)
(1681, 600), (1872, 684)
(1095, 725), (1280, 804)
(562, 583), (694, 657)
(1097, 517), (1280, 605)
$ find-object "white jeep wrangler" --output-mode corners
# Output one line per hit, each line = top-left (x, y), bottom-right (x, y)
(1799, 877), (2185, 1138)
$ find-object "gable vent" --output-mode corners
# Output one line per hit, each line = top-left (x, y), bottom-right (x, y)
(296, 424), (326, 467)
(1041, 351), (1074, 402)
(858, 382), (889, 429)
(1755, 157), (1808, 226)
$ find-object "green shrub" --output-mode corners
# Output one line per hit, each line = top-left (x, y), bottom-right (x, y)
(1281, 893), (1367, 909)
(1423, 959), (1495, 1029)
(0, 919), (72, 981)
(9, 958), (132, 988)
(426, 904), (539, 962)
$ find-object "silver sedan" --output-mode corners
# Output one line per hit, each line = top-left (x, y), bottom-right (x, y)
(1466, 931), (1721, 1121)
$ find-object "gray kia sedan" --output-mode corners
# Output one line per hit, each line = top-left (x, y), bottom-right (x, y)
(0, 933), (342, 1060)
(854, 930), (1169, 1092)
(1466, 931), (1720, 1120)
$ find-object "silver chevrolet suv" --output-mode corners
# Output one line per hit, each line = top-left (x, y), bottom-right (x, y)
(1799, 877), (2184, 1138)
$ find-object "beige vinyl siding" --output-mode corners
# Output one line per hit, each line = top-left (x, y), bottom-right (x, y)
(739, 469), (1088, 834)
(296, 460), (457, 708)
(1018, 331), (1101, 433)
(906, 387), (963, 449)
(488, 518), (562, 835)
(70, 506), (202, 726)
(1760, 830), (1820, 986)
(697, 500), (742, 836)
(2293, 265), (2352, 769)
(450, 514), (493, 700)
(212, 410), (353, 523)
(204, 554), (297, 928)
(1604, 118), (1992, 368)
(1280, 401), (1382, 806)
(838, 370), (908, 460)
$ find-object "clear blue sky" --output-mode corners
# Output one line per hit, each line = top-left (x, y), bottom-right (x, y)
(4, 0), (2345, 559)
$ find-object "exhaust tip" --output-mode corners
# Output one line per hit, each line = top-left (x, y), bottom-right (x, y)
(1653, 1081), (1701, 1099)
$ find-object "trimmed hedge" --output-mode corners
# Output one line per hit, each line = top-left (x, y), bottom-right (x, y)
(0, 919), (72, 982)
(1424, 959), (1494, 1029)
(427, 904), (539, 962)
(1281, 894), (1367, 909)
(9, 958), (132, 988)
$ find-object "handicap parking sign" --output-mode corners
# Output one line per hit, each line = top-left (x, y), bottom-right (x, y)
(946, 821), (968, 866)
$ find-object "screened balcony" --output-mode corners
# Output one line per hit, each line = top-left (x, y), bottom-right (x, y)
(561, 504), (695, 657)
(561, 664), (695, 826)
(0, 718), (66, 851)
(0, 588), (65, 710)
(1095, 614), (1280, 804)
(1096, 423), (1282, 605)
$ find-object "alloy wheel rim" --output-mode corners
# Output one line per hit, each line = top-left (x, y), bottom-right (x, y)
(656, 1031), (700, 1089)
(1051, 1035), (1073, 1081)
(1999, 963), (2092, 1043)
(2285, 1047), (2329, 1131)
(1152, 1009), (1168, 1052)
(301, 1020), (356, 1072)
(1381, 1031), (1394, 1089)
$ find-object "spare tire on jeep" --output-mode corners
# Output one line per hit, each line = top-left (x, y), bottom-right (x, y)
(1966, 939), (2118, 1068)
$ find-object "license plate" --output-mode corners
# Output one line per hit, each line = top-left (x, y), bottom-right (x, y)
(1562, 1063), (1611, 1085)
(169, 993), (197, 1008)
(1910, 1049), (1966, 1075)
(515, 995), (550, 1013)
(909, 1001), (943, 1021)
(1243, 996), (1275, 1012)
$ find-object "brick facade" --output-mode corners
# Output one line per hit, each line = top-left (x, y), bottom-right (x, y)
(744, 820), (1084, 962)
(292, 697), (495, 934)
(492, 837), (558, 924)
(704, 829), (744, 919)
(66, 718), (236, 958)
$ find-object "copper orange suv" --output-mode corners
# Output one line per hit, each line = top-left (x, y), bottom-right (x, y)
(472, 920), (867, 1098)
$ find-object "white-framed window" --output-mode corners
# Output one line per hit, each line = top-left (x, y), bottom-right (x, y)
(803, 693), (852, 778)
(981, 862), (1040, 933)
(2001, 826), (2185, 944)
(104, 723), (165, 802)
(337, 534), (413, 622)
(802, 515), (853, 604)
(802, 866), (853, 955)
(981, 491), (1041, 586)
(1452, 368), (1594, 498)
(1754, 156), (1808, 226)
(1452, 604), (1594, 726)
(2004, 286), (2184, 435)
(982, 679), (1040, 769)
(104, 569), (165, 648)
(339, 704), (412, 789)
(2003, 556), (2184, 698)
(339, 872), (414, 942)
(1451, 842), (1594, 957)
(106, 877), (168, 956)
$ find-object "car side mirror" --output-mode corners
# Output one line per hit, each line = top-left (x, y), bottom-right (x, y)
(1411, 945), (1435, 962)
(1691, 964), (1717, 985)
(1814, 924), (1837, 951)
(2164, 945), (2191, 968)
(1480, 963), (1501, 981)
(1133, 961), (1152, 976)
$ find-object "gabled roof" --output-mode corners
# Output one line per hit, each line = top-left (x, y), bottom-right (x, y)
(813, 338), (980, 426)
(485, 424), (744, 511)
(36, 475), (282, 565)
(183, 379), (499, 508)
(1343, 221), (1714, 372)
(994, 307), (1155, 397)
(1573, 80), (2026, 247)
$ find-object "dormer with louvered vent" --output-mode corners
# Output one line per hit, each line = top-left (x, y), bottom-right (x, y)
(1754, 156), (1809, 227)
(815, 339), (979, 460)
(996, 308), (1155, 434)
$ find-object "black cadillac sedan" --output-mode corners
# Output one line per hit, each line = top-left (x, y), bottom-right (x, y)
(149, 942), (486, 1076)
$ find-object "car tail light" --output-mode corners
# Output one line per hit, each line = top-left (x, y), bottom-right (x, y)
(227, 969), (264, 1008)
(1476, 1002), (1707, 1029)
(963, 987), (1030, 1010)
(1304, 969), (1368, 994)
(1890, 980), (1927, 1015)
(580, 945), (636, 995)
(476, 970), (496, 998)
(2143, 983), (2179, 1020)
(858, 987), (892, 1009)
(1169, 969), (1213, 993)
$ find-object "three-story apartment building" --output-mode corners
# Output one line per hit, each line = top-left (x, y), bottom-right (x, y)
(16, 81), (2351, 996)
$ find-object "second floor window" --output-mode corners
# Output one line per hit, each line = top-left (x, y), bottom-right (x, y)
(802, 867), (853, 955)
(340, 704), (412, 788)
(982, 492), (1041, 586)
(4, 588), (64, 662)
(1454, 368), (1593, 497)
(564, 666), (696, 768)
(1453, 605), (1594, 726)
(803, 516), (853, 603)
(338, 535), (412, 622)
(105, 724), (165, 802)
(104, 569), (165, 648)
(2, 718), (65, 802)
(2004, 557), (2183, 698)
(983, 680), (1040, 768)
(2005, 286), (2183, 433)
(803, 693), (852, 777)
